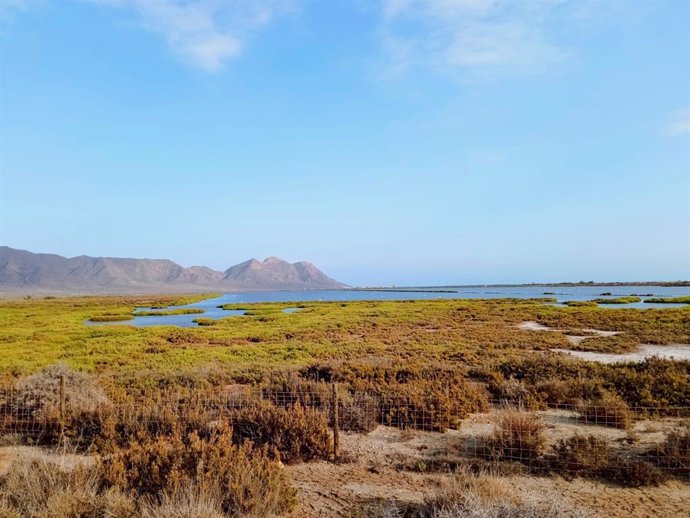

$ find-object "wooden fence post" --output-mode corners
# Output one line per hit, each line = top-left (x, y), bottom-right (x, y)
(59, 374), (66, 438)
(332, 382), (339, 461)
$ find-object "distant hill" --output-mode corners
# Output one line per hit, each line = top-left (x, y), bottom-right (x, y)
(0, 246), (348, 295)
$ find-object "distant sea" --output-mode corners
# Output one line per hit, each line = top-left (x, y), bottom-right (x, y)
(86, 285), (690, 328)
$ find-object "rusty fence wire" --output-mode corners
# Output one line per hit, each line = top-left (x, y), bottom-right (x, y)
(0, 383), (688, 474)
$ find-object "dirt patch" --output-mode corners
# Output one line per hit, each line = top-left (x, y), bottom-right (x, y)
(287, 416), (690, 518)
(552, 344), (690, 364)
(517, 321), (622, 347)
(505, 476), (690, 518)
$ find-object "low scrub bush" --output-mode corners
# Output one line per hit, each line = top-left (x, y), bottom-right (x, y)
(551, 434), (610, 476)
(487, 409), (546, 464)
(651, 429), (690, 475)
(338, 392), (379, 433)
(12, 364), (109, 418)
(134, 308), (205, 317)
(101, 428), (296, 516)
(577, 393), (632, 430)
(88, 314), (134, 322)
(592, 297), (641, 305)
(563, 301), (598, 308)
(230, 401), (331, 463)
(602, 459), (666, 487)
(644, 296), (690, 304)
(375, 380), (489, 432)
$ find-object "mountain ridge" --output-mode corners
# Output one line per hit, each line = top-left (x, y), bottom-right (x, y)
(0, 246), (348, 295)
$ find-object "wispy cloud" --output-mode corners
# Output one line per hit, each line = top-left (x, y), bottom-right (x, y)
(378, 0), (584, 80)
(0, 0), (36, 20)
(92, 0), (299, 71)
(4, 0), (298, 71)
(666, 108), (690, 136)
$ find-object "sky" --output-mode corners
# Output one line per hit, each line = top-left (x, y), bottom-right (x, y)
(0, 0), (688, 287)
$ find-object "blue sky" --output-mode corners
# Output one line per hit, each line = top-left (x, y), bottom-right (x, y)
(0, 0), (688, 286)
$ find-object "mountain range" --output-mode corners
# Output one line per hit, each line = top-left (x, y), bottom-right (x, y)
(0, 246), (348, 295)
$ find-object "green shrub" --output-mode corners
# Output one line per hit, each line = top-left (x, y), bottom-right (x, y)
(563, 301), (598, 308)
(592, 297), (641, 304)
(133, 308), (205, 316)
(88, 314), (134, 322)
(644, 296), (690, 304)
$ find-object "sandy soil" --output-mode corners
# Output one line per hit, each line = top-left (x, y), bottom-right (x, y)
(517, 321), (690, 364)
(2, 413), (688, 518)
(553, 344), (690, 364)
(286, 417), (690, 518)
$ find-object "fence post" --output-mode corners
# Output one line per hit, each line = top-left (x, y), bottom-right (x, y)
(445, 382), (451, 431)
(59, 374), (66, 438)
(332, 382), (339, 461)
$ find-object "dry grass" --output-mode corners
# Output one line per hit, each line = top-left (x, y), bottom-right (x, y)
(0, 453), (135, 518)
(140, 484), (225, 518)
(488, 409), (546, 464)
(13, 364), (108, 418)
(374, 467), (591, 517)
(0, 434), (296, 517)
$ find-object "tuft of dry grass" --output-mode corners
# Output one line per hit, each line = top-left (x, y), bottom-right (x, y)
(374, 467), (591, 517)
(0, 453), (134, 518)
(488, 409), (546, 464)
(140, 483), (225, 518)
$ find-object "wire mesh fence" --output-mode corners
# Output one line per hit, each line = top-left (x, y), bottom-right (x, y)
(0, 381), (688, 474)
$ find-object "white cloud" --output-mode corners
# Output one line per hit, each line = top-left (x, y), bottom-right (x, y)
(379, 0), (577, 79)
(92, 0), (298, 71)
(3, 0), (297, 71)
(666, 108), (690, 136)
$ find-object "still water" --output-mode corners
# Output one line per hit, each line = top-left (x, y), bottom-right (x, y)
(86, 285), (689, 328)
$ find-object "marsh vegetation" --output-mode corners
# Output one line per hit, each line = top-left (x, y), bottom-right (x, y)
(0, 295), (689, 516)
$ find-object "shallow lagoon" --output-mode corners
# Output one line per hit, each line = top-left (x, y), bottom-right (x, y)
(84, 285), (690, 328)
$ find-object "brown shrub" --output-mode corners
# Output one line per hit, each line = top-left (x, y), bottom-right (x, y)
(376, 380), (490, 432)
(577, 393), (633, 430)
(338, 393), (379, 433)
(551, 434), (610, 476)
(13, 364), (109, 418)
(101, 428), (296, 516)
(230, 402), (331, 463)
(488, 409), (546, 464)
(652, 429), (690, 475)
(603, 459), (666, 487)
